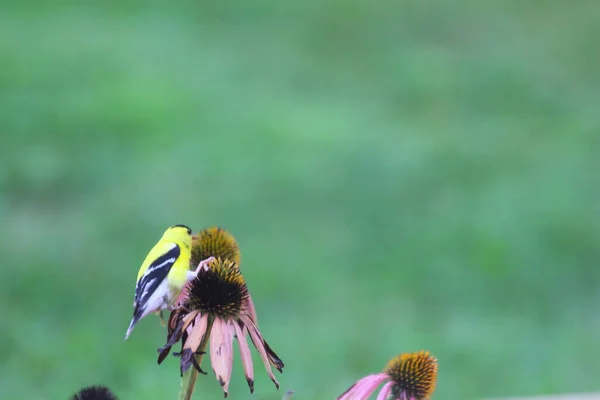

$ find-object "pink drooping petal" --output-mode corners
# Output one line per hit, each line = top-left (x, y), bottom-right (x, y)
(239, 314), (283, 371)
(233, 322), (255, 393)
(376, 381), (394, 400)
(210, 318), (234, 397)
(397, 391), (413, 400)
(240, 315), (282, 371)
(337, 373), (388, 400)
(181, 310), (200, 332)
(240, 314), (279, 389)
(179, 313), (209, 374)
(245, 294), (259, 325)
(261, 337), (284, 372)
(184, 313), (208, 353)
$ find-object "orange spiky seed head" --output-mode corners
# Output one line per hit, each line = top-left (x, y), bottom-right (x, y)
(385, 351), (438, 400)
(191, 227), (241, 268)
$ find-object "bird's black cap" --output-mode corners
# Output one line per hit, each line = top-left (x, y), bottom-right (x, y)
(172, 224), (192, 234)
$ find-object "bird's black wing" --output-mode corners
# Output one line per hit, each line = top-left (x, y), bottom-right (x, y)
(134, 244), (180, 308)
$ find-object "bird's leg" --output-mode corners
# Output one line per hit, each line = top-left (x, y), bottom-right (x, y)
(197, 256), (216, 271)
(185, 270), (197, 281)
(155, 310), (167, 327)
(185, 256), (216, 281)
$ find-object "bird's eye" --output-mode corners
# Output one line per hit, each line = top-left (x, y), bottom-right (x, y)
(187, 228), (192, 235)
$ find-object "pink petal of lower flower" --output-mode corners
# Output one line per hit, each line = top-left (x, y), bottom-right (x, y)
(240, 314), (279, 389)
(210, 318), (234, 397)
(337, 373), (388, 400)
(376, 381), (394, 400)
(179, 313), (209, 374)
(337, 382), (359, 400)
(184, 313), (208, 353)
(181, 310), (200, 332)
(246, 294), (259, 325)
(233, 322), (255, 393)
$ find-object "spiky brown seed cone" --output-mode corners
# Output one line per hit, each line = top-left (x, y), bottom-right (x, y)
(385, 351), (438, 400)
(191, 227), (241, 268)
(186, 258), (248, 319)
(70, 386), (118, 400)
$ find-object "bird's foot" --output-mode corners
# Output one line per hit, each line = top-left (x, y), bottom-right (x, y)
(195, 256), (216, 273)
(185, 256), (216, 281)
(157, 310), (167, 328)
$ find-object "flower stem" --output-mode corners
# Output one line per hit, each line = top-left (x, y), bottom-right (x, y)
(179, 316), (214, 400)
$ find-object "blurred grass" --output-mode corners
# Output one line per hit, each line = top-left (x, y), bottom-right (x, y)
(1, 1), (599, 399)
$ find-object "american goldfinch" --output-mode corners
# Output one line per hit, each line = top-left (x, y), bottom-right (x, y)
(125, 225), (204, 340)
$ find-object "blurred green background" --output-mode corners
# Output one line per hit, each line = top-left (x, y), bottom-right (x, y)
(1, 1), (599, 399)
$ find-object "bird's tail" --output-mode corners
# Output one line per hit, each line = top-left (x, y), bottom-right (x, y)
(124, 307), (144, 340)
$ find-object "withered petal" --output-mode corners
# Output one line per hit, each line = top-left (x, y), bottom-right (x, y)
(233, 322), (254, 393)
(179, 348), (207, 376)
(157, 312), (187, 365)
(179, 314), (208, 374)
(245, 294), (259, 326)
(240, 314), (280, 389)
(263, 338), (284, 373)
(210, 318), (234, 397)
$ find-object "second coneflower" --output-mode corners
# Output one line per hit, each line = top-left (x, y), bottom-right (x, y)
(338, 351), (438, 400)
(158, 257), (284, 397)
(190, 227), (241, 267)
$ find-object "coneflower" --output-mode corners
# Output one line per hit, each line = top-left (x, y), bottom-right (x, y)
(158, 257), (284, 398)
(337, 351), (438, 400)
(70, 385), (118, 400)
(185, 227), (258, 324)
(190, 227), (241, 267)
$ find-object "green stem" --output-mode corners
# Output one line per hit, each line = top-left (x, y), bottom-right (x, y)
(179, 316), (214, 400)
